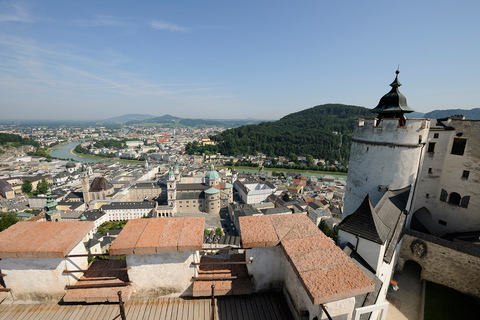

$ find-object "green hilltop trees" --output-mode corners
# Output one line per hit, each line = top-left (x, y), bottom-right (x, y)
(185, 104), (371, 162)
(22, 179), (33, 194)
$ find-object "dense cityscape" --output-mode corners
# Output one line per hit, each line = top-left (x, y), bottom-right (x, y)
(0, 1), (479, 320)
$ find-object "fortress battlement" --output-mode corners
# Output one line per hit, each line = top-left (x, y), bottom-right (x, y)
(353, 118), (430, 145)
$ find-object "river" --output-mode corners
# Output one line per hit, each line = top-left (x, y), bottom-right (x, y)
(233, 168), (347, 181)
(49, 141), (107, 163)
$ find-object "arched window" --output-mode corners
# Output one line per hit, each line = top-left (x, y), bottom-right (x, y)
(448, 192), (461, 206)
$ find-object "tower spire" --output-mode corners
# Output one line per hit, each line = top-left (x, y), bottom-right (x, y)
(371, 69), (415, 126)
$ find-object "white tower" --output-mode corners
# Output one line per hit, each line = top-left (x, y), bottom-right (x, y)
(81, 168), (90, 204)
(343, 70), (430, 218)
(167, 167), (176, 208)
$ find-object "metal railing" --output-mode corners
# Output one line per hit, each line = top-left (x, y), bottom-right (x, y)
(210, 285), (215, 320)
(112, 291), (127, 320)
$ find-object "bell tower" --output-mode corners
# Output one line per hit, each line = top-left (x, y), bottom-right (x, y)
(81, 165), (90, 204)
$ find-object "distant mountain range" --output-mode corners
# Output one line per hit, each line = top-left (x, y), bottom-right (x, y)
(424, 108), (480, 120)
(102, 114), (155, 123)
(125, 114), (265, 127)
(406, 112), (426, 118)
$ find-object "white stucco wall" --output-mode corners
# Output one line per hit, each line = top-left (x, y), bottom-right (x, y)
(337, 230), (384, 273)
(246, 246), (285, 291)
(412, 120), (480, 236)
(344, 119), (428, 217)
(126, 251), (198, 297)
(0, 240), (88, 302)
(246, 246), (355, 320)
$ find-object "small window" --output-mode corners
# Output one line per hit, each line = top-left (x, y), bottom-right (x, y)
(439, 220), (447, 226)
(451, 138), (467, 155)
(426, 193), (430, 199)
(433, 133), (439, 138)
(428, 168), (433, 174)
(427, 142), (436, 153)
(462, 170), (470, 179)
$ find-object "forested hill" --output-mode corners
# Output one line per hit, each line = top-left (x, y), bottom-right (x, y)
(185, 104), (372, 161)
(0, 133), (39, 148)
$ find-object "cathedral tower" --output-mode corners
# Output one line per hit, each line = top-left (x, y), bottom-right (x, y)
(81, 166), (90, 204)
(167, 167), (177, 208)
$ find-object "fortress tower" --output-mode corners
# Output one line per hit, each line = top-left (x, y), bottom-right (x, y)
(343, 71), (430, 218)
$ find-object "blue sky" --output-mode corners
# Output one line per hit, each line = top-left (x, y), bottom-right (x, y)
(1, 1), (479, 120)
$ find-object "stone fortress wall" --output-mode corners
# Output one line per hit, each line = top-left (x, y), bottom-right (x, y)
(398, 229), (480, 298)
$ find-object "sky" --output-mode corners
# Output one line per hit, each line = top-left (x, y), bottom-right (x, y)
(1, 0), (479, 121)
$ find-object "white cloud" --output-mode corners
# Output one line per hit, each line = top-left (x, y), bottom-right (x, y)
(0, 2), (33, 23)
(149, 20), (189, 33)
(76, 15), (132, 27)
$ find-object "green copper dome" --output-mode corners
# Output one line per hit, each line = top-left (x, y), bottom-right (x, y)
(205, 164), (219, 181)
(205, 187), (220, 195)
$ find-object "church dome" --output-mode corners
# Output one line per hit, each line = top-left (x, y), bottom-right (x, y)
(66, 162), (76, 169)
(205, 164), (219, 181)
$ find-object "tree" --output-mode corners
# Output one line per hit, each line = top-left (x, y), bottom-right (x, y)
(35, 178), (49, 195)
(0, 212), (21, 231)
(215, 227), (223, 236)
(289, 153), (298, 164)
(306, 154), (314, 167)
(282, 193), (292, 202)
(22, 179), (32, 194)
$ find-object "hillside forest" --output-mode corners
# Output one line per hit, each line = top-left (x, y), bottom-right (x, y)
(185, 104), (372, 163)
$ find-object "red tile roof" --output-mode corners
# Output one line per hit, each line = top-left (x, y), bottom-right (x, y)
(0, 221), (94, 258)
(109, 217), (205, 256)
(238, 214), (375, 305)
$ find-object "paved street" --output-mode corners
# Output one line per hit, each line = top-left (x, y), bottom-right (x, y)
(386, 262), (423, 320)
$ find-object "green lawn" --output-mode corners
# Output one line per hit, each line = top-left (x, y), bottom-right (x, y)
(424, 281), (479, 320)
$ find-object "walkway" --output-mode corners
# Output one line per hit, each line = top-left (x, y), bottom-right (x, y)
(386, 262), (423, 320)
(0, 291), (292, 320)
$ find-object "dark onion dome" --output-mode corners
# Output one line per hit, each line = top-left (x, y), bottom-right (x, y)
(89, 177), (113, 192)
(372, 70), (415, 114)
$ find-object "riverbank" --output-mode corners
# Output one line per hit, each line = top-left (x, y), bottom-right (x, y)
(46, 141), (69, 156)
(72, 148), (144, 164)
(216, 165), (347, 176)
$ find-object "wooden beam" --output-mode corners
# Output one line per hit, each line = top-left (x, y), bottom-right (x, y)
(192, 276), (251, 281)
(0, 274), (6, 277)
(65, 282), (132, 289)
(64, 253), (110, 258)
(201, 246), (238, 251)
(191, 261), (251, 266)
(63, 267), (130, 273)
(0, 288), (11, 292)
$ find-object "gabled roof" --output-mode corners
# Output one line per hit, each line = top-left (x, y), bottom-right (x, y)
(338, 194), (390, 244)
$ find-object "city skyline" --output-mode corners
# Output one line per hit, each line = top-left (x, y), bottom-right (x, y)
(1, 0), (479, 120)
